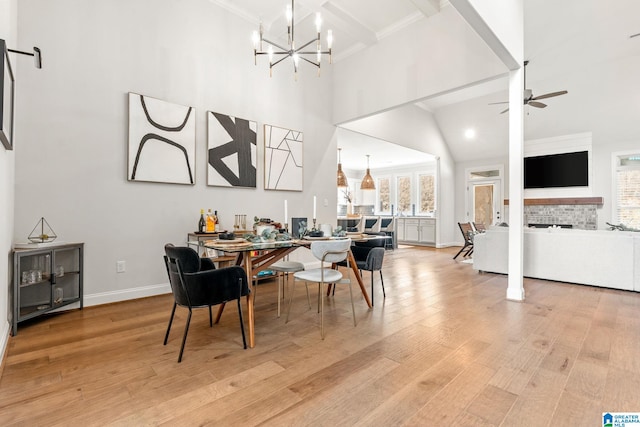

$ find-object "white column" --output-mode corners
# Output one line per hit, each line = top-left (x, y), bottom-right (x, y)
(507, 66), (525, 301)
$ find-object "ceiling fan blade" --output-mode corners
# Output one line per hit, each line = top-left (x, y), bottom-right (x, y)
(500, 108), (509, 114)
(528, 101), (547, 108)
(531, 90), (568, 101)
(488, 101), (508, 105)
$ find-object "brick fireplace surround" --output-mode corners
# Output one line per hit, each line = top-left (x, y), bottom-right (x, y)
(504, 197), (603, 230)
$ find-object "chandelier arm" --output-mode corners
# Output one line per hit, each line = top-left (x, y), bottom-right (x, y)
(298, 51), (331, 55)
(295, 38), (318, 51)
(299, 56), (320, 68)
(261, 38), (290, 52)
(271, 55), (291, 67)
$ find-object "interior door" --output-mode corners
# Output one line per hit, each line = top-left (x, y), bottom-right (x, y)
(470, 181), (501, 225)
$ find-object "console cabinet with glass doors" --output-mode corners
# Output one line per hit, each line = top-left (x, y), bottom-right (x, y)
(11, 243), (83, 335)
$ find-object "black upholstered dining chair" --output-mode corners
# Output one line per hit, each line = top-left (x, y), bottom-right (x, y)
(337, 237), (386, 306)
(163, 244), (250, 362)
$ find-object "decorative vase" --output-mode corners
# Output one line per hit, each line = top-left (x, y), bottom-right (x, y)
(347, 203), (353, 216)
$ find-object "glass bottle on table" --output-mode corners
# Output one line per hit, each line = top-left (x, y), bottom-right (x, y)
(198, 209), (206, 233)
(206, 209), (215, 232)
(214, 210), (220, 232)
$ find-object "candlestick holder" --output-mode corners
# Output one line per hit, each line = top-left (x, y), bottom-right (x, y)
(312, 218), (317, 230)
(284, 223), (289, 233)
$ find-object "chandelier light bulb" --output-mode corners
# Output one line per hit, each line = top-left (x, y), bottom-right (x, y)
(315, 13), (322, 33)
(286, 4), (293, 26)
(327, 30), (333, 49)
(252, 31), (259, 49)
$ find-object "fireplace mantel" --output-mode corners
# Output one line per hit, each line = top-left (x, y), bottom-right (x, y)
(504, 197), (603, 206)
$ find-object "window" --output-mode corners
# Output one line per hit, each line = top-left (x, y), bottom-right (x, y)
(397, 176), (411, 214)
(614, 153), (640, 229)
(418, 174), (435, 213)
(378, 177), (390, 212)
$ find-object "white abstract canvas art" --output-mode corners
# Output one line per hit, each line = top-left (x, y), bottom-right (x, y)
(264, 124), (303, 191)
(128, 93), (195, 185)
(207, 111), (257, 188)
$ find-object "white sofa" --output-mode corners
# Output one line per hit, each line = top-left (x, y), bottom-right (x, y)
(473, 226), (640, 291)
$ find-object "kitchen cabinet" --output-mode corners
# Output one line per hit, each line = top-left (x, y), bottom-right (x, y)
(396, 217), (436, 246)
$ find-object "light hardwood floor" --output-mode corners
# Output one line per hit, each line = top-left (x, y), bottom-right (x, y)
(1, 245), (640, 426)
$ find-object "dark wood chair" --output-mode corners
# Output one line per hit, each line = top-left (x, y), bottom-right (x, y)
(453, 222), (475, 260)
(163, 244), (250, 362)
(473, 222), (486, 232)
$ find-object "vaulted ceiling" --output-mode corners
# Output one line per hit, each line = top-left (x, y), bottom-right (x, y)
(213, 0), (640, 167)
(211, 0), (442, 62)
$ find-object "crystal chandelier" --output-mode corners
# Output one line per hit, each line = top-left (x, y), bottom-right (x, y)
(252, 0), (333, 78)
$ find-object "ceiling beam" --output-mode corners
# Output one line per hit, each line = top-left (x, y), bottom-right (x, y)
(449, 0), (520, 70)
(409, 0), (440, 18)
(321, 1), (378, 46)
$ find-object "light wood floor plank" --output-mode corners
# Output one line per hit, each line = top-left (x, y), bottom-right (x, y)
(1, 245), (640, 425)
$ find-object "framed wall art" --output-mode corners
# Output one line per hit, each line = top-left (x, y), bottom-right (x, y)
(0, 39), (15, 151)
(128, 92), (195, 184)
(264, 124), (303, 191)
(207, 111), (257, 188)
(291, 217), (308, 239)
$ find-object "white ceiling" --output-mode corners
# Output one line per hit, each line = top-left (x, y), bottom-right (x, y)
(337, 128), (435, 171)
(211, 0), (442, 61)
(214, 0), (640, 166)
(435, 0), (640, 163)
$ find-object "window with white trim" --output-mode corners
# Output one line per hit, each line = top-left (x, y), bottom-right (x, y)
(377, 177), (391, 213)
(614, 153), (640, 229)
(397, 175), (411, 214)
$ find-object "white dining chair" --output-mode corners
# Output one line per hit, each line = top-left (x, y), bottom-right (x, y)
(285, 239), (355, 339)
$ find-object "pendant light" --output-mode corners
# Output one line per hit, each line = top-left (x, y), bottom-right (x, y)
(337, 148), (348, 188)
(360, 155), (375, 190)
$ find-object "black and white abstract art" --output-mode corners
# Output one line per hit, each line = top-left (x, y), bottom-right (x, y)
(207, 111), (257, 188)
(128, 93), (195, 185)
(264, 124), (303, 191)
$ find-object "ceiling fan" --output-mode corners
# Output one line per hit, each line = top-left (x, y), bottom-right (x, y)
(489, 60), (568, 114)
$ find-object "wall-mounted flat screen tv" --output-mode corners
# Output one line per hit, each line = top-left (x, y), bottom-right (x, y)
(524, 151), (589, 189)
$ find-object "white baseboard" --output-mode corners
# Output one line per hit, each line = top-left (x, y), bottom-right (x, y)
(436, 241), (460, 248)
(84, 282), (171, 307)
(0, 320), (9, 371)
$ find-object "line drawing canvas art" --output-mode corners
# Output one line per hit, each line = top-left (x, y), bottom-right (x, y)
(207, 111), (257, 188)
(264, 124), (303, 191)
(128, 93), (195, 185)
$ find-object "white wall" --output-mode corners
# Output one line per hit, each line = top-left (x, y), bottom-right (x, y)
(13, 0), (335, 305)
(331, 4), (506, 125)
(0, 0), (17, 360)
(341, 104), (456, 246)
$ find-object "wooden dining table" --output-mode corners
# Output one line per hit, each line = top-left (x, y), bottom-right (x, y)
(190, 235), (388, 348)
